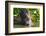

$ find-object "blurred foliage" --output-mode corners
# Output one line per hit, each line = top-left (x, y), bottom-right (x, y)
(13, 8), (40, 27)
(29, 9), (40, 27)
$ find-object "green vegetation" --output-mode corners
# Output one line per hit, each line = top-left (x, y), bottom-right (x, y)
(13, 8), (40, 27)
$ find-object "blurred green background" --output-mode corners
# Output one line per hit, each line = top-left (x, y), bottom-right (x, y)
(13, 8), (40, 28)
